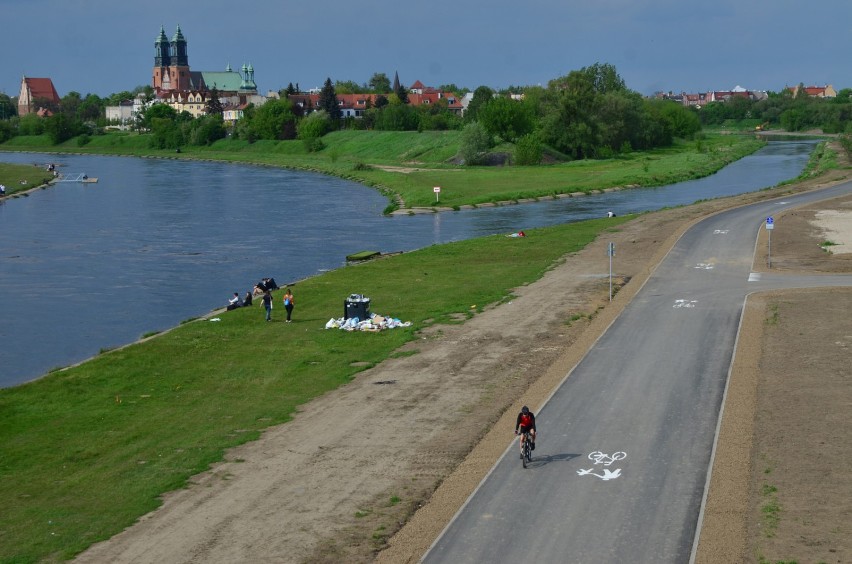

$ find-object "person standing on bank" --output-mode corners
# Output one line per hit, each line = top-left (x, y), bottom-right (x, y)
(261, 289), (273, 321)
(283, 288), (295, 323)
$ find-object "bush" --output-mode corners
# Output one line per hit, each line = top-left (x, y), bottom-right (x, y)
(514, 133), (542, 165)
(77, 134), (91, 147)
(298, 110), (331, 141)
(303, 137), (325, 152)
(458, 122), (492, 165)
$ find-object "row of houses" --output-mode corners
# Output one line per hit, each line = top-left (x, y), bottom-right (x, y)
(103, 79), (467, 128)
(656, 84), (837, 108)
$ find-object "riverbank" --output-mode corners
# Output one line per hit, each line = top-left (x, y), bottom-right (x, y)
(69, 146), (850, 563)
(0, 213), (629, 561)
(1, 139), (843, 562)
(0, 162), (54, 197)
(0, 131), (766, 212)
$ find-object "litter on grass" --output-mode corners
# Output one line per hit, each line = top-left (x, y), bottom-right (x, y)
(325, 313), (412, 332)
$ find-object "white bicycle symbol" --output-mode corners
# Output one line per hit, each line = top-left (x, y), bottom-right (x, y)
(588, 451), (626, 466)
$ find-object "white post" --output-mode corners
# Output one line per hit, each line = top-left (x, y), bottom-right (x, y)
(608, 242), (615, 301)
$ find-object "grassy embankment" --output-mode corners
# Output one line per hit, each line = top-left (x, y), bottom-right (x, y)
(0, 163), (54, 197)
(0, 215), (630, 562)
(1, 131), (765, 211)
(0, 129), (766, 561)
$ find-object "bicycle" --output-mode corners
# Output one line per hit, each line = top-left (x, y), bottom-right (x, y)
(519, 430), (533, 468)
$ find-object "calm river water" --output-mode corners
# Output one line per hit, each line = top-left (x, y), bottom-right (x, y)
(0, 141), (815, 387)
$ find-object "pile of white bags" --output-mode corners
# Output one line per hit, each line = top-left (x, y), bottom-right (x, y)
(325, 313), (411, 332)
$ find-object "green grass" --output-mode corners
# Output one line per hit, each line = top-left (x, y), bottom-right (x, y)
(0, 163), (55, 197)
(0, 215), (629, 562)
(761, 482), (782, 538)
(1, 131), (765, 210)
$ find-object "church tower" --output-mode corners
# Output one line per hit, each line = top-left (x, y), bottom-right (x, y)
(152, 25), (191, 92)
(167, 25), (191, 91)
(152, 26), (171, 90)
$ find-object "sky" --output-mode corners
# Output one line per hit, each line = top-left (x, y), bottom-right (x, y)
(2, 0), (850, 100)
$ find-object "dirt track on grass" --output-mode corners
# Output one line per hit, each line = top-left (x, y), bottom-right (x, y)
(77, 149), (851, 564)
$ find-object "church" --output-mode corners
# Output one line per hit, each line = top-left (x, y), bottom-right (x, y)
(152, 25), (262, 116)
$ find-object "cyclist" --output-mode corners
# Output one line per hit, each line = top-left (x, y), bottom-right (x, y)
(514, 405), (537, 458)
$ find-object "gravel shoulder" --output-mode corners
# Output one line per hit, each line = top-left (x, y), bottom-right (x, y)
(77, 152), (851, 564)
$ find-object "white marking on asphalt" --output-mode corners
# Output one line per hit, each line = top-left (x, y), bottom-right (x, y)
(713, 229), (729, 234)
(748, 273), (762, 282)
(577, 468), (622, 480)
(694, 263), (714, 270)
(673, 299), (698, 308)
(578, 451), (626, 480)
(587, 451), (626, 466)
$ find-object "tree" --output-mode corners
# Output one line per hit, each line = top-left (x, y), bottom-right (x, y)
(394, 80), (408, 104)
(60, 91), (83, 118)
(189, 115), (226, 146)
(0, 93), (16, 120)
(438, 84), (467, 96)
(373, 104), (419, 131)
(17, 113), (45, 135)
(458, 122), (492, 165)
(139, 103), (177, 130)
(649, 99), (700, 139)
(44, 112), (83, 144)
(477, 96), (535, 142)
(464, 86), (494, 122)
(78, 94), (103, 123)
(205, 88), (224, 116)
(514, 133), (542, 165)
(368, 73), (391, 93)
(247, 97), (297, 140)
(149, 116), (183, 149)
(335, 80), (364, 94)
(298, 110), (331, 151)
(318, 78), (341, 120)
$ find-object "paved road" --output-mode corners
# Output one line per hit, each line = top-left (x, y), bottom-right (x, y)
(424, 181), (852, 564)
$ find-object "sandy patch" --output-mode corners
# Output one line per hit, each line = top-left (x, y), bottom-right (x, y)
(812, 209), (852, 253)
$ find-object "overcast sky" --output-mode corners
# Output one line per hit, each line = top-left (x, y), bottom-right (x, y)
(2, 0), (850, 99)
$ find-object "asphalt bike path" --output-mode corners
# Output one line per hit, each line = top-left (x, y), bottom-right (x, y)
(423, 180), (852, 563)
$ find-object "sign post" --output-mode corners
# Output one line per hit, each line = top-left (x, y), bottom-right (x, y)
(607, 242), (615, 301)
(766, 216), (774, 268)
(433, 186), (441, 203)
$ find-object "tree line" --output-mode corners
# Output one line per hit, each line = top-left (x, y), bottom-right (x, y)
(2, 65), (851, 165)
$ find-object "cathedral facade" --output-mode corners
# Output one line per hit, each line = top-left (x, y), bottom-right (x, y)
(151, 25), (257, 96)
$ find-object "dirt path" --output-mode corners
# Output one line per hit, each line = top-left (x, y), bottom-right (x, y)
(77, 154), (851, 563)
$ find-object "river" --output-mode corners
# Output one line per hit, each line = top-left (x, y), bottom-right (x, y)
(0, 141), (815, 387)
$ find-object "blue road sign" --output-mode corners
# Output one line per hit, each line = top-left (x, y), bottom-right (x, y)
(766, 216), (774, 224)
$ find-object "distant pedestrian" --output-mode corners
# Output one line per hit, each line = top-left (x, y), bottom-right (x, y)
(607, 211), (616, 218)
(282, 288), (295, 323)
(261, 290), (273, 321)
(0, 183), (5, 196)
(243, 291), (253, 307)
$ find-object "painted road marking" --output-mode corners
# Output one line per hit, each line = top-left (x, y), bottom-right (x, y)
(588, 451), (626, 466)
(713, 229), (729, 234)
(748, 273), (761, 282)
(577, 451), (626, 481)
(694, 263), (714, 270)
(673, 299), (698, 308)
